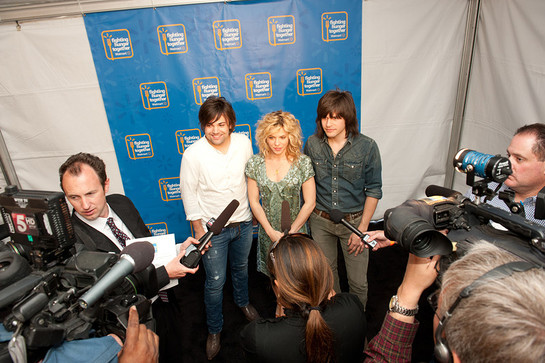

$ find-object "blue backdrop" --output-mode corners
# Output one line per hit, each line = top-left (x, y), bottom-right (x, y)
(84, 0), (362, 242)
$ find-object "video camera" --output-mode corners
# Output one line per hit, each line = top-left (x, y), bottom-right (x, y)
(383, 149), (545, 268)
(0, 186), (162, 361)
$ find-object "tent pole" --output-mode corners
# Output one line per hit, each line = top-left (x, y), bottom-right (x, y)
(444, 0), (482, 189)
(0, 129), (21, 189)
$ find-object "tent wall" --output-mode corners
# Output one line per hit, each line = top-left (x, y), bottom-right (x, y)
(1, 0), (544, 220)
(0, 17), (124, 193)
(453, 0), (545, 191)
(363, 0), (467, 214)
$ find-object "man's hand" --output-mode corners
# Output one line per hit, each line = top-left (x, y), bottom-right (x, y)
(180, 236), (210, 253)
(118, 306), (159, 363)
(391, 254), (440, 323)
(347, 232), (365, 256)
(365, 230), (395, 251)
(165, 237), (201, 279)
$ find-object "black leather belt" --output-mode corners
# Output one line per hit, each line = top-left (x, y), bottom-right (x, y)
(313, 208), (363, 221)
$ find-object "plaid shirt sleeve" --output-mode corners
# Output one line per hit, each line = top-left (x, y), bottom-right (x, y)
(363, 312), (419, 363)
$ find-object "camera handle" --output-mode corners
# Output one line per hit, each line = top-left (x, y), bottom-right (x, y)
(498, 190), (525, 216)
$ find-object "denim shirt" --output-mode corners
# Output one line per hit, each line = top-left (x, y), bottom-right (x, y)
(304, 133), (382, 213)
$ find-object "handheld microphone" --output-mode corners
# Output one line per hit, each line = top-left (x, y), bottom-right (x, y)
(280, 200), (291, 235)
(181, 200), (240, 268)
(79, 241), (154, 309)
(329, 209), (377, 248)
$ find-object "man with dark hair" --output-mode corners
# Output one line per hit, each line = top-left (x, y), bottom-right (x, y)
(59, 152), (198, 362)
(467, 123), (545, 226)
(304, 89), (382, 308)
(180, 96), (258, 360)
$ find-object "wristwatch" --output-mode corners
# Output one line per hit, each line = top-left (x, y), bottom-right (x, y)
(388, 295), (419, 316)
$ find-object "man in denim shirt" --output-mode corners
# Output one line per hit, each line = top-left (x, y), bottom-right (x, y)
(304, 89), (382, 308)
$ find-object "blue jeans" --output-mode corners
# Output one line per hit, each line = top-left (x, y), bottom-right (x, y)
(202, 220), (253, 334)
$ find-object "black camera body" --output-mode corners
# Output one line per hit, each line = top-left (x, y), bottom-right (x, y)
(0, 187), (159, 360)
(0, 248), (157, 347)
(384, 149), (545, 266)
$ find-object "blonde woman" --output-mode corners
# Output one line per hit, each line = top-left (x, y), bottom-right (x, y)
(245, 111), (316, 276)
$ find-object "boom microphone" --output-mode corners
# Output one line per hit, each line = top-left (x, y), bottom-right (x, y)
(181, 199), (240, 268)
(329, 209), (377, 248)
(79, 241), (154, 309)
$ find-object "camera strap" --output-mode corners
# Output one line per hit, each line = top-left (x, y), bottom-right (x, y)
(8, 323), (26, 363)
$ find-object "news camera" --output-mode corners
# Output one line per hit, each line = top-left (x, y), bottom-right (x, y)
(0, 186), (161, 361)
(383, 149), (545, 268)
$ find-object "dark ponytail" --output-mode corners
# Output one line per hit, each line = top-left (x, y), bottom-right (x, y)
(305, 306), (335, 363)
(267, 234), (336, 363)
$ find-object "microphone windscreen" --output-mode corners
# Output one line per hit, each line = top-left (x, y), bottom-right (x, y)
(120, 241), (155, 272)
(209, 200), (240, 235)
(329, 209), (344, 224)
(425, 185), (463, 199)
(280, 200), (291, 232)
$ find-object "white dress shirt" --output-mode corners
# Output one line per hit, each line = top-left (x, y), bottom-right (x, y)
(180, 132), (253, 228)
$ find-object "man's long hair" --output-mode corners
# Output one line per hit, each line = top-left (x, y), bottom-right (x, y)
(315, 89), (359, 139)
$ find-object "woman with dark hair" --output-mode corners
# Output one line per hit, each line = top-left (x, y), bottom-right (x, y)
(240, 234), (366, 363)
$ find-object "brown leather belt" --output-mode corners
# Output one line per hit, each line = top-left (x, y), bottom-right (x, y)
(224, 222), (242, 229)
(313, 208), (363, 221)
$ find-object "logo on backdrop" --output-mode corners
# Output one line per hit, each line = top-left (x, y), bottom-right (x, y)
(159, 177), (182, 201)
(322, 12), (348, 42)
(193, 77), (221, 105)
(175, 129), (202, 154)
(140, 82), (169, 109)
(157, 24), (188, 55)
(245, 72), (272, 100)
(146, 222), (168, 236)
(125, 134), (154, 159)
(297, 68), (323, 96)
(213, 19), (242, 50)
(234, 124), (252, 140)
(102, 29), (133, 60)
(268, 15), (296, 46)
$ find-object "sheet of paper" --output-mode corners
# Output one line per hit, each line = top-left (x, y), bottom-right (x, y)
(127, 234), (178, 291)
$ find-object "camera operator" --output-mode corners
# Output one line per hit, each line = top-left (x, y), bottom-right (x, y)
(59, 153), (199, 362)
(42, 306), (159, 363)
(466, 123), (545, 227)
(362, 232), (545, 362)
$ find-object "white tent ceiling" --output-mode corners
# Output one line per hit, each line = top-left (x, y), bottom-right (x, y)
(0, 0), (230, 23)
(1, 0), (544, 220)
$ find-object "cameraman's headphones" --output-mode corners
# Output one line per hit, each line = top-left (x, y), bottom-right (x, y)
(434, 260), (537, 363)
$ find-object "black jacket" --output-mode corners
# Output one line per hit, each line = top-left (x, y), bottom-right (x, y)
(71, 194), (169, 285)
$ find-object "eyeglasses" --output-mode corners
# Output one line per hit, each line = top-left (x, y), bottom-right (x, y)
(427, 289), (441, 319)
(269, 233), (313, 266)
